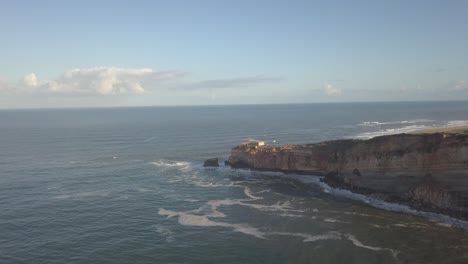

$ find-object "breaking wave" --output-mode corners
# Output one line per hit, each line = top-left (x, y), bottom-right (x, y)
(446, 120), (468, 127)
(151, 159), (191, 168)
(355, 119), (468, 139)
(358, 119), (434, 127)
(281, 174), (468, 228)
(158, 174), (400, 258)
(354, 125), (431, 139)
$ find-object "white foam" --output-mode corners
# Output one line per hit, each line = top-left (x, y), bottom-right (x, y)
(343, 211), (390, 221)
(154, 224), (174, 242)
(158, 208), (266, 239)
(190, 195), (304, 223)
(178, 213), (217, 226)
(278, 213), (304, 218)
(158, 208), (179, 218)
(323, 218), (349, 223)
(446, 120), (468, 127)
(193, 182), (227, 188)
(278, 173), (468, 228)
(358, 119), (434, 127)
(151, 159), (191, 168)
(54, 191), (110, 199)
(183, 199), (200, 202)
(270, 231), (342, 242)
(356, 119), (468, 139)
(344, 234), (399, 257)
(354, 124), (431, 139)
(160, 206), (398, 257)
(272, 231), (397, 258)
(436, 222), (453, 227)
(243, 186), (263, 200)
(303, 232), (342, 242)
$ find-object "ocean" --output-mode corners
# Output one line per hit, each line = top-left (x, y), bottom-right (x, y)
(1, 101), (468, 264)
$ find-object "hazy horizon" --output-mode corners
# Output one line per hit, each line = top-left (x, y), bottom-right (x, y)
(2, 99), (468, 111)
(1, 0), (467, 109)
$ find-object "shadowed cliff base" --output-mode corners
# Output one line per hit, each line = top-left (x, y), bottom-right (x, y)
(227, 132), (468, 220)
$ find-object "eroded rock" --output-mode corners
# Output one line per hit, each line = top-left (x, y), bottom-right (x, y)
(203, 158), (219, 167)
(227, 133), (468, 219)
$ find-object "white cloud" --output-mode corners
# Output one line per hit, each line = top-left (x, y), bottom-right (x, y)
(23, 73), (39, 87)
(0, 79), (11, 91)
(453, 80), (466, 91)
(323, 83), (341, 96)
(399, 83), (425, 92)
(7, 67), (182, 96)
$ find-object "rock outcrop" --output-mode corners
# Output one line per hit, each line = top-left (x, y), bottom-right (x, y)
(203, 158), (219, 167)
(227, 133), (468, 219)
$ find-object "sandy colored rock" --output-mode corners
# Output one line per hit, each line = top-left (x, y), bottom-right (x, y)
(228, 132), (468, 218)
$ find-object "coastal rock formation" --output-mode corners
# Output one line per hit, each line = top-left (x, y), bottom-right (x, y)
(203, 158), (219, 167)
(227, 133), (468, 218)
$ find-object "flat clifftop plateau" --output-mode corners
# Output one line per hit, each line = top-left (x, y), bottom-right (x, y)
(227, 133), (468, 219)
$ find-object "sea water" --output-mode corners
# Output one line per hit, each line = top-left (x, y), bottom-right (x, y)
(1, 102), (468, 263)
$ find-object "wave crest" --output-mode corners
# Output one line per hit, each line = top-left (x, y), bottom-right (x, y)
(151, 159), (191, 168)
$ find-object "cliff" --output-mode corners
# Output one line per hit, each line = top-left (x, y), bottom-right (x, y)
(227, 133), (468, 219)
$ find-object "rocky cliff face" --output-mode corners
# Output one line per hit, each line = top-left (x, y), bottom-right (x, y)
(227, 133), (468, 218)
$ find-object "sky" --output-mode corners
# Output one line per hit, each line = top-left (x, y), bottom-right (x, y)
(0, 0), (467, 108)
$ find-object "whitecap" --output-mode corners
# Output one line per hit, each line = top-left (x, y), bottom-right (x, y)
(183, 199), (200, 202)
(151, 159), (191, 168)
(54, 191), (110, 199)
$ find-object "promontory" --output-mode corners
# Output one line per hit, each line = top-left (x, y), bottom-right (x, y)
(227, 128), (468, 219)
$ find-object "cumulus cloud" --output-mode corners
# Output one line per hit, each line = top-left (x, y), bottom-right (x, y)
(323, 83), (341, 96)
(453, 80), (467, 91)
(23, 73), (39, 87)
(7, 67), (182, 96)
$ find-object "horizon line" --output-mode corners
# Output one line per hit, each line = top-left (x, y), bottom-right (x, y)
(1, 99), (468, 111)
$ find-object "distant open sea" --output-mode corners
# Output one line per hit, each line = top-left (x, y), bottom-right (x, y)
(1, 102), (468, 264)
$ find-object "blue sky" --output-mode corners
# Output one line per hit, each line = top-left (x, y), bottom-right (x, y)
(0, 0), (467, 108)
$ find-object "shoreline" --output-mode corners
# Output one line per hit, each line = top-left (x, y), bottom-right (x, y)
(410, 125), (468, 135)
(227, 132), (468, 221)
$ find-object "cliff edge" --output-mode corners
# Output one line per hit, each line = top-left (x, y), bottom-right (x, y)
(227, 133), (468, 219)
